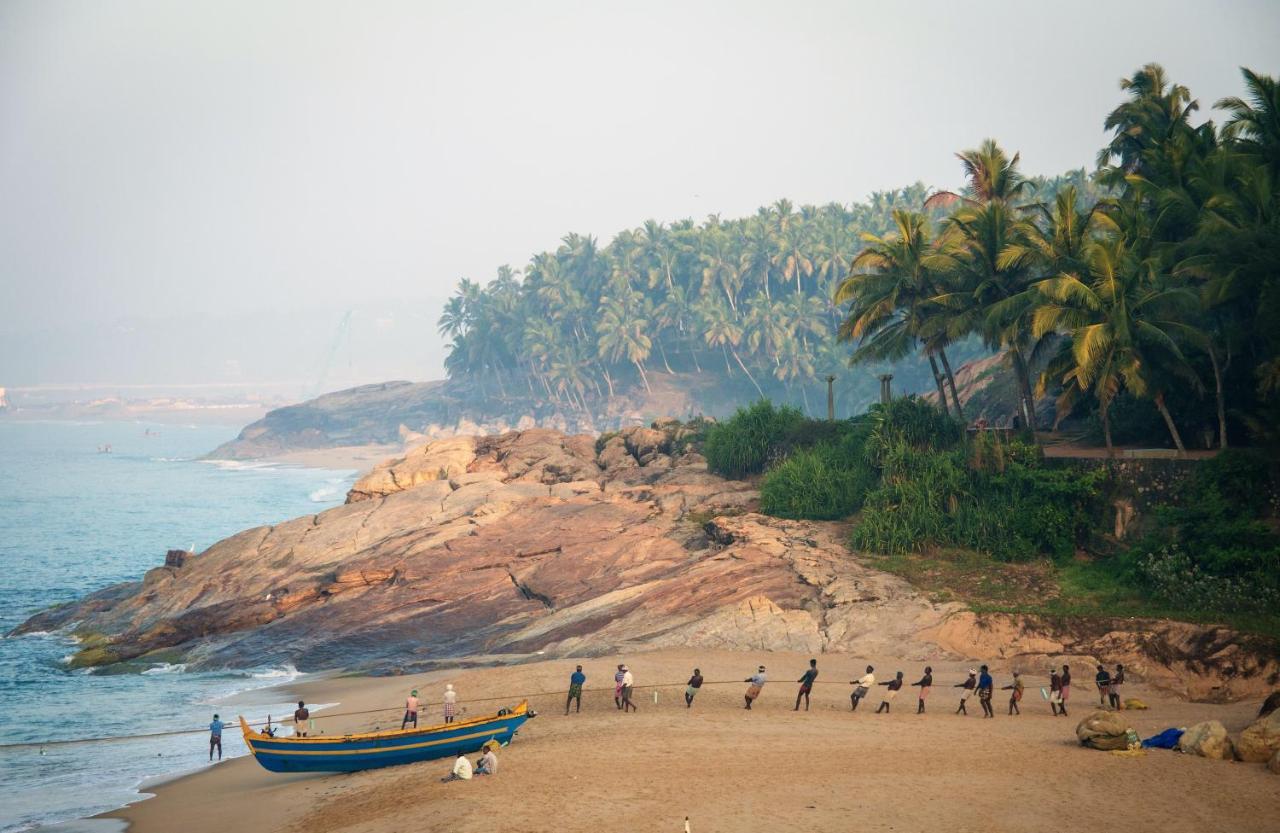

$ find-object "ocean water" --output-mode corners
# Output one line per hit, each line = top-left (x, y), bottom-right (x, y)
(0, 421), (356, 832)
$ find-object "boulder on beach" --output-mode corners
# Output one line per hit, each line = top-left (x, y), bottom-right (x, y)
(1177, 720), (1234, 760)
(1236, 709), (1280, 763)
(1076, 710), (1133, 750)
(1259, 690), (1280, 719)
(1270, 750), (1280, 775)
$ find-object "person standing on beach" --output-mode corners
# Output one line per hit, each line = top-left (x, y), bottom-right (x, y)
(795, 659), (819, 711)
(294, 701), (310, 737)
(744, 665), (767, 709)
(954, 670), (976, 715)
(621, 665), (637, 712)
(402, 689), (420, 730)
(977, 665), (995, 718)
(442, 684), (458, 724)
(566, 665), (586, 715)
(1109, 664), (1125, 710)
(1048, 668), (1065, 716)
(1095, 665), (1112, 708)
(875, 671), (904, 713)
(1001, 672), (1023, 715)
(1060, 664), (1072, 713)
(209, 714), (223, 761)
(850, 666), (875, 712)
(614, 664), (626, 710)
(685, 668), (704, 708)
(911, 666), (933, 714)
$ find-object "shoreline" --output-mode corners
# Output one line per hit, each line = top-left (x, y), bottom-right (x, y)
(244, 444), (402, 474)
(98, 648), (1280, 833)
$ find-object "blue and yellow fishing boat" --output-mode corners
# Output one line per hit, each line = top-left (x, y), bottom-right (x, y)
(239, 701), (532, 773)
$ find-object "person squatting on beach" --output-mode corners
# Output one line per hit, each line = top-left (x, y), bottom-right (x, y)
(1095, 664), (1112, 708)
(850, 666), (874, 711)
(294, 701), (310, 737)
(912, 666), (933, 714)
(566, 665), (586, 715)
(621, 665), (638, 712)
(402, 689), (420, 730)
(795, 659), (819, 711)
(686, 668), (704, 708)
(1109, 664), (1125, 710)
(1048, 668), (1065, 716)
(977, 665), (995, 718)
(955, 670), (976, 715)
(475, 742), (498, 776)
(1002, 671), (1023, 715)
(442, 684), (458, 724)
(209, 714), (223, 761)
(876, 671), (904, 713)
(614, 664), (626, 710)
(442, 750), (472, 782)
(744, 665), (767, 709)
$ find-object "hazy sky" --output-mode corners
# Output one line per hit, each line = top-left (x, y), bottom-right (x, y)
(2, 0), (1277, 388)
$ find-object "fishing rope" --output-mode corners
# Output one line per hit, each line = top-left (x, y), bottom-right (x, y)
(0, 677), (950, 751)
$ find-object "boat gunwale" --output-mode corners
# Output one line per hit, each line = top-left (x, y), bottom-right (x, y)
(239, 700), (528, 746)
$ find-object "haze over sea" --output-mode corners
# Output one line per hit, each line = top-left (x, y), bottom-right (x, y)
(0, 420), (355, 832)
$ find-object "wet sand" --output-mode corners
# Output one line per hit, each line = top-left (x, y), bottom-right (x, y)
(106, 649), (1279, 833)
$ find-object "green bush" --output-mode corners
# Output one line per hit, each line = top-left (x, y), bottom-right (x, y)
(864, 396), (963, 465)
(1134, 544), (1280, 613)
(702, 400), (806, 478)
(760, 443), (877, 520)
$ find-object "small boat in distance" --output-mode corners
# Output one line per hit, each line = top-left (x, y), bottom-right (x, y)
(239, 700), (533, 773)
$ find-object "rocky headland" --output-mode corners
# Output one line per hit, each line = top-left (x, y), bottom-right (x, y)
(20, 422), (1279, 701)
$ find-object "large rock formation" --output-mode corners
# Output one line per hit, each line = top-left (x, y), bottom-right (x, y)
(1236, 709), (1280, 763)
(17, 424), (1280, 701)
(19, 425), (952, 672)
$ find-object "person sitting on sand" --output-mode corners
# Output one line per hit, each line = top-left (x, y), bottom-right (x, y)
(876, 671), (904, 713)
(566, 665), (586, 715)
(1109, 664), (1125, 711)
(955, 670), (976, 715)
(1095, 665), (1112, 708)
(977, 665), (994, 718)
(476, 743), (498, 776)
(209, 714), (223, 761)
(402, 689), (420, 730)
(850, 666), (875, 712)
(1001, 672), (1023, 715)
(443, 684), (458, 724)
(442, 750), (472, 782)
(621, 666), (637, 712)
(614, 665), (626, 710)
(294, 701), (310, 737)
(795, 659), (819, 711)
(744, 665), (767, 710)
(1048, 668), (1065, 716)
(685, 668), (704, 708)
(911, 667), (933, 714)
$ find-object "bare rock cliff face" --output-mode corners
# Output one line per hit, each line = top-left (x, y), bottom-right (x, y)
(18, 424), (1279, 700)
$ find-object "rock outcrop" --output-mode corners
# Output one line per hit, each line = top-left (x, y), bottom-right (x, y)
(19, 424), (953, 672)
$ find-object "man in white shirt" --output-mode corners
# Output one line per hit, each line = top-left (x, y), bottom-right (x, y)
(442, 750), (473, 782)
(851, 665), (875, 711)
(621, 666), (637, 712)
(744, 665), (768, 710)
(476, 744), (498, 776)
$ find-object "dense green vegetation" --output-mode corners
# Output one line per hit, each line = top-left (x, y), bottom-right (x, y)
(836, 65), (1280, 454)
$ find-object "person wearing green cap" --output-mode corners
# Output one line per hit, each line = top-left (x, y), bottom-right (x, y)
(402, 689), (421, 730)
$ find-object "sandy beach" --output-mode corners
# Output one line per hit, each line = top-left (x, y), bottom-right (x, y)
(260, 444), (402, 473)
(104, 649), (1280, 833)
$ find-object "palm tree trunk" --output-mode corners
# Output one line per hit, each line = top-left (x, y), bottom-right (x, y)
(721, 344), (733, 375)
(1009, 349), (1037, 431)
(1208, 344), (1227, 449)
(1153, 392), (1187, 456)
(656, 340), (674, 374)
(928, 353), (950, 417)
(938, 348), (965, 420)
(731, 348), (765, 397)
(634, 360), (652, 393)
(602, 368), (616, 399)
(1100, 395), (1114, 459)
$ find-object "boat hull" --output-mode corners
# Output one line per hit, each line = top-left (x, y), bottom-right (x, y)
(240, 704), (530, 773)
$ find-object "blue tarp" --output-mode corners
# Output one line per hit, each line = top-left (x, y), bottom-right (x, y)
(1141, 728), (1184, 749)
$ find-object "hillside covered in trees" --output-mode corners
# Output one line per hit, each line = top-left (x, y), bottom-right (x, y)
(440, 64), (1278, 453)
